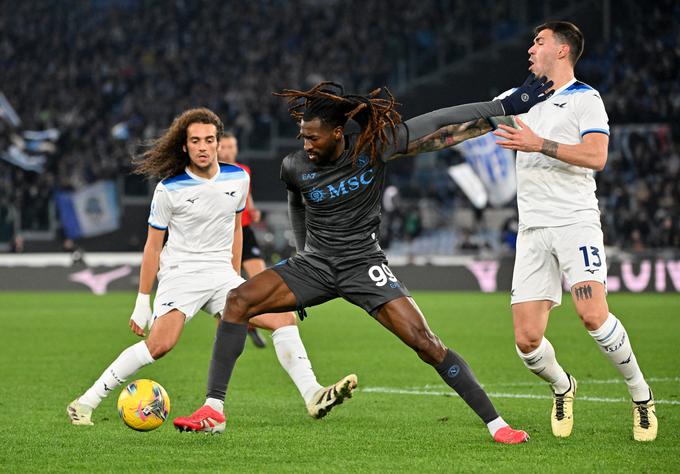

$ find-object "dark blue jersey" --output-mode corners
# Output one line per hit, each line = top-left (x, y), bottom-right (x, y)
(281, 134), (390, 256)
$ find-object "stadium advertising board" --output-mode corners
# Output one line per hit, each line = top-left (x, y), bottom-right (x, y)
(0, 254), (678, 294)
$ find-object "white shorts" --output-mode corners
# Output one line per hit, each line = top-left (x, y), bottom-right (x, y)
(511, 221), (607, 307)
(152, 264), (245, 326)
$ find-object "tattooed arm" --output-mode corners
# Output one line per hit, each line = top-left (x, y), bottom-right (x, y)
(493, 116), (609, 171)
(388, 119), (492, 159)
(379, 100), (506, 161)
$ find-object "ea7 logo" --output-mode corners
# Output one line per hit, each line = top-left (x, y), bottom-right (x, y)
(302, 173), (316, 180)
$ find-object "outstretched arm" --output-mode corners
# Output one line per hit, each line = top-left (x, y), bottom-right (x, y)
(382, 74), (553, 161)
(395, 118), (493, 158)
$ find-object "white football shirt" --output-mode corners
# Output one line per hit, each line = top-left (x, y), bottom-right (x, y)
(148, 164), (249, 268)
(497, 78), (609, 230)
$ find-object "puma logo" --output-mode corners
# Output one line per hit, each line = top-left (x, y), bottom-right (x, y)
(69, 266), (132, 295)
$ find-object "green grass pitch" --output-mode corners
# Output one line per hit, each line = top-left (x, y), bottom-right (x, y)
(1, 291), (678, 472)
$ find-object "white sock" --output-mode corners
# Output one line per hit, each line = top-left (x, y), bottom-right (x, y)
(516, 337), (570, 394)
(272, 325), (322, 404)
(486, 416), (508, 437)
(588, 313), (650, 401)
(79, 341), (155, 409)
(204, 397), (224, 413)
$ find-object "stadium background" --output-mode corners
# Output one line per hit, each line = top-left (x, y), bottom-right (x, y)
(1, 0), (678, 295)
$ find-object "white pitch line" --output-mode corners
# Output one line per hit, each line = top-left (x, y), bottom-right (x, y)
(415, 376), (680, 389)
(360, 387), (680, 406)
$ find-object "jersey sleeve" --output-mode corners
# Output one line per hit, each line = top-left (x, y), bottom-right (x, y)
(236, 172), (250, 213)
(148, 183), (172, 230)
(378, 124), (409, 161)
(576, 92), (609, 138)
(280, 155), (296, 190)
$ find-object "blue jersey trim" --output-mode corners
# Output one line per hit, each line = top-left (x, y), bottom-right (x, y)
(148, 222), (168, 230)
(217, 163), (247, 182)
(219, 163), (244, 173)
(162, 172), (192, 185)
(161, 172), (203, 191)
(581, 128), (609, 137)
(558, 81), (595, 97)
(236, 207), (245, 213)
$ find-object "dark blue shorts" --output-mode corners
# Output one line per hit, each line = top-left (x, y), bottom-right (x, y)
(271, 251), (410, 316)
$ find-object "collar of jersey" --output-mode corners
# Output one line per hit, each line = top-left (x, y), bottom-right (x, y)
(552, 78), (578, 97)
(185, 166), (219, 182)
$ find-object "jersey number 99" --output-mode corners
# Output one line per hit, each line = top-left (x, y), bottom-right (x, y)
(368, 264), (398, 287)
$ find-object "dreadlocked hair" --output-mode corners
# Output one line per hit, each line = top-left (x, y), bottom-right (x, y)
(132, 108), (224, 180)
(274, 81), (402, 165)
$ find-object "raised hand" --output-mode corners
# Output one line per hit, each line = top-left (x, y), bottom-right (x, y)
(500, 74), (554, 115)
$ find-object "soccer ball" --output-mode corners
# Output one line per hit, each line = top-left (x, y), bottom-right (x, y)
(117, 379), (171, 431)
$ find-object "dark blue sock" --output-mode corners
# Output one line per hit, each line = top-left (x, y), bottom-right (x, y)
(205, 320), (248, 401)
(434, 349), (499, 423)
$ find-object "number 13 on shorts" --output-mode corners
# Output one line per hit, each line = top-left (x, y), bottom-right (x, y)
(579, 245), (602, 270)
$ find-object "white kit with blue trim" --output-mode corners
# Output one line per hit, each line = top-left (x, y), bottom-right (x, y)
(496, 78), (610, 230)
(148, 163), (249, 268)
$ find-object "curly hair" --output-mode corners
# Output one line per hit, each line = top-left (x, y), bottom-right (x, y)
(274, 81), (402, 165)
(133, 108), (224, 180)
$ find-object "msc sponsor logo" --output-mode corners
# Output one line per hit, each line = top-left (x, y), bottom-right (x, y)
(306, 168), (375, 203)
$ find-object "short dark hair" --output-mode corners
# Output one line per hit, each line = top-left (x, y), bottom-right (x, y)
(221, 130), (236, 140)
(535, 21), (584, 65)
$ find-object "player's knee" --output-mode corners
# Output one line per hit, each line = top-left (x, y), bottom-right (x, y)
(412, 330), (445, 364)
(145, 339), (174, 359)
(577, 308), (607, 331)
(515, 333), (541, 354)
(223, 288), (251, 323)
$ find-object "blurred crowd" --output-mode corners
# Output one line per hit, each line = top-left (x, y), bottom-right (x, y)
(0, 0), (528, 247)
(0, 0), (678, 253)
(579, 0), (680, 124)
(381, 0), (680, 254)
